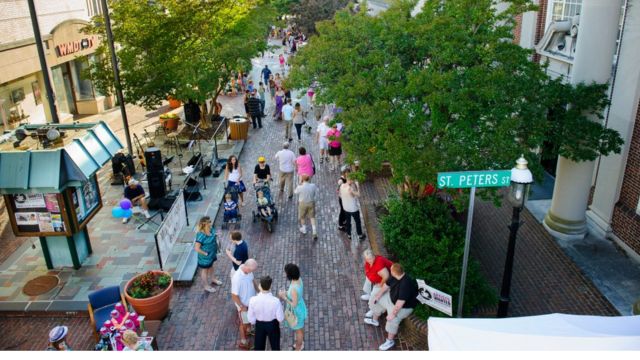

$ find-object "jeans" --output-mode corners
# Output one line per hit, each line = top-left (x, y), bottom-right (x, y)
(260, 98), (265, 114)
(294, 123), (303, 140)
(254, 319), (281, 351)
(338, 198), (347, 228)
(345, 210), (363, 236)
(251, 114), (263, 128)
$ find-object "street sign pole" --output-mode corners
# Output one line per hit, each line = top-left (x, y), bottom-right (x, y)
(457, 186), (475, 317)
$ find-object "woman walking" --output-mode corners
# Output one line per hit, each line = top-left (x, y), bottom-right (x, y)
(292, 102), (305, 142)
(224, 155), (246, 206)
(295, 147), (314, 184)
(274, 87), (285, 121)
(194, 216), (222, 293)
(268, 75), (276, 101)
(326, 123), (342, 171)
(278, 263), (307, 351)
(279, 53), (286, 74)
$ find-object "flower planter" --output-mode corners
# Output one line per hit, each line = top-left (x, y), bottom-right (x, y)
(168, 97), (182, 109)
(124, 270), (173, 320)
(160, 114), (179, 131)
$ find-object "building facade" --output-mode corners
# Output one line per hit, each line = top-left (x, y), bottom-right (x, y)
(514, 0), (640, 259)
(0, 0), (107, 129)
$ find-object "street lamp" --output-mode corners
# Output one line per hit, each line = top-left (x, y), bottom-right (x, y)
(497, 155), (533, 318)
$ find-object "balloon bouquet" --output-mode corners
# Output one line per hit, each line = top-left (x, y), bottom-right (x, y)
(97, 302), (144, 351)
(111, 199), (133, 220)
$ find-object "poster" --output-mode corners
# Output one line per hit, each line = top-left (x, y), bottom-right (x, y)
(417, 279), (453, 317)
(45, 194), (60, 212)
(51, 214), (64, 232)
(13, 194), (45, 209)
(15, 212), (38, 225)
(37, 212), (54, 232)
(31, 81), (42, 105)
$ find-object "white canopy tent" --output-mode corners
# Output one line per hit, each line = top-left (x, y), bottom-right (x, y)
(428, 314), (640, 350)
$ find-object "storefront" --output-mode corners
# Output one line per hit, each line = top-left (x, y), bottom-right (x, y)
(0, 19), (111, 129)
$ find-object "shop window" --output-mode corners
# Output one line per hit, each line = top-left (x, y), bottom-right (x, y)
(70, 59), (96, 101)
(550, 0), (582, 21)
(87, 0), (102, 17)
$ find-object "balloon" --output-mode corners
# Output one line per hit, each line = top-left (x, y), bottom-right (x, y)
(121, 209), (133, 218)
(119, 198), (133, 210)
(112, 207), (124, 218)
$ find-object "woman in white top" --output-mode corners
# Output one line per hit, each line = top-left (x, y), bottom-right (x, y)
(315, 116), (331, 164)
(224, 155), (246, 206)
(339, 178), (366, 241)
(293, 103), (305, 142)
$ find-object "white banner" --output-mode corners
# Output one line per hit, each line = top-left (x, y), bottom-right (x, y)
(416, 279), (453, 317)
(155, 190), (187, 269)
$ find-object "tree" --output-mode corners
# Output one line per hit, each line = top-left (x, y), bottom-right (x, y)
(280, 0), (351, 35)
(84, 0), (275, 115)
(287, 0), (622, 200)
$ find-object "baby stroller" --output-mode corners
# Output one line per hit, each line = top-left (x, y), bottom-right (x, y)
(221, 183), (242, 230)
(252, 180), (278, 233)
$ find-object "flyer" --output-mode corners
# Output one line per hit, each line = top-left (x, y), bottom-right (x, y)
(37, 212), (54, 232)
(51, 214), (64, 232)
(13, 194), (46, 209)
(15, 212), (38, 225)
(45, 194), (60, 212)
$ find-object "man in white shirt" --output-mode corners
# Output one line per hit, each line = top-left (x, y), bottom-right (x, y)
(294, 174), (319, 240)
(274, 142), (296, 199)
(315, 116), (331, 164)
(231, 258), (259, 349)
(247, 276), (284, 351)
(339, 178), (366, 241)
(282, 99), (294, 142)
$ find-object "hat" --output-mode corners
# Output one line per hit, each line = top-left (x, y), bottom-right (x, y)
(128, 179), (138, 186)
(49, 326), (68, 343)
(258, 156), (266, 162)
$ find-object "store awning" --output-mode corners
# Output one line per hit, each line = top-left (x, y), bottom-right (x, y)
(0, 121), (122, 194)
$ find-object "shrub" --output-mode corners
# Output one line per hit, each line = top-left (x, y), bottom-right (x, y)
(127, 271), (172, 299)
(380, 195), (496, 319)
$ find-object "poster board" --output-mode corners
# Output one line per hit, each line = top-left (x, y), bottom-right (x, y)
(416, 279), (453, 316)
(69, 175), (102, 230)
(154, 190), (187, 269)
(5, 192), (72, 236)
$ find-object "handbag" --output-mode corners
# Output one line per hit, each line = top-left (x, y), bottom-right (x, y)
(284, 304), (298, 328)
(310, 154), (316, 175)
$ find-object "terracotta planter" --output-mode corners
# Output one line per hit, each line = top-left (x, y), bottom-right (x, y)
(124, 270), (173, 320)
(168, 97), (181, 109)
(160, 115), (179, 131)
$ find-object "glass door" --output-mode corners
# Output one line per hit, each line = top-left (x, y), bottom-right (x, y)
(51, 64), (77, 115)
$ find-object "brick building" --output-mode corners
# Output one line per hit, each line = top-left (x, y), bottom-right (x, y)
(0, 0), (109, 129)
(513, 0), (640, 259)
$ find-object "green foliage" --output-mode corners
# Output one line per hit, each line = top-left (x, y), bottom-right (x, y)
(287, 0), (623, 203)
(127, 271), (172, 299)
(381, 195), (496, 318)
(289, 0), (352, 34)
(83, 0), (275, 109)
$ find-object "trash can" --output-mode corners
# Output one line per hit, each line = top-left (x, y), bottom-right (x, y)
(229, 116), (249, 140)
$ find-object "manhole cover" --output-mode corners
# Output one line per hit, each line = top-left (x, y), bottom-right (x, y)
(23, 275), (59, 296)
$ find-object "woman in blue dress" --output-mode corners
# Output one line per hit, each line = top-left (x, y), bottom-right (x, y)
(194, 216), (222, 293)
(278, 263), (307, 351)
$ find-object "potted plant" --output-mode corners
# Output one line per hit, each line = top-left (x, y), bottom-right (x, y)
(159, 112), (179, 131)
(167, 96), (182, 109)
(124, 270), (173, 320)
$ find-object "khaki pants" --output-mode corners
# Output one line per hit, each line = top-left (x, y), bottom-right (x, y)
(284, 121), (292, 140)
(278, 171), (294, 197)
(298, 201), (315, 221)
(369, 291), (414, 334)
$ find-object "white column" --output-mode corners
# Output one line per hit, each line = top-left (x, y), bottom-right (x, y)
(587, 1), (640, 238)
(543, 0), (623, 240)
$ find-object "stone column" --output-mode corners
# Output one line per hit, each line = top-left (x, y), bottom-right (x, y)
(587, 1), (640, 239)
(543, 0), (622, 240)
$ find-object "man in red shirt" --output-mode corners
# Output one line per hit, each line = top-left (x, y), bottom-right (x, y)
(361, 249), (393, 318)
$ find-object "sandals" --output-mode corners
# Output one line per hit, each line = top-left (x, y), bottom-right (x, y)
(291, 342), (304, 351)
(211, 279), (223, 286)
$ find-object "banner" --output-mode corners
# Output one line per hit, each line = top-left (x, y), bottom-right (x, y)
(155, 190), (187, 269)
(417, 279), (453, 316)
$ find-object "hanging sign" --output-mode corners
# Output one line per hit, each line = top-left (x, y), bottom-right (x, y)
(417, 279), (453, 317)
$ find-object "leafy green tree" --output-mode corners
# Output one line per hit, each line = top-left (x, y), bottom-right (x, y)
(289, 0), (351, 34)
(84, 0), (275, 115)
(287, 0), (622, 200)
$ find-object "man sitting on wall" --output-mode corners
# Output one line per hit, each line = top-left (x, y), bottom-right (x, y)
(123, 179), (151, 223)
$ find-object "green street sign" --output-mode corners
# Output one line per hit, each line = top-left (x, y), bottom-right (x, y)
(437, 170), (511, 189)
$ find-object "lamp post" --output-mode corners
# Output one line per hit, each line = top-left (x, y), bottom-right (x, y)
(497, 155), (533, 318)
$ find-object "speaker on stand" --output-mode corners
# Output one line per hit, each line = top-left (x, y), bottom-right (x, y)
(144, 147), (166, 199)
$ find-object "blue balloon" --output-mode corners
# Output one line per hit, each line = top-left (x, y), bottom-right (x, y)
(112, 207), (124, 218)
(121, 209), (133, 218)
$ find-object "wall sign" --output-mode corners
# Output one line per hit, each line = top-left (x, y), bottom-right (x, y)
(55, 35), (97, 57)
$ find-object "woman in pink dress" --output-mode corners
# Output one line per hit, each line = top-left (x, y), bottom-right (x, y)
(295, 147), (314, 184)
(326, 124), (342, 171)
(279, 54), (286, 74)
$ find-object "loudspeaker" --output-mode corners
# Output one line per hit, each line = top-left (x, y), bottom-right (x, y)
(184, 101), (201, 125)
(147, 171), (166, 198)
(144, 147), (163, 172)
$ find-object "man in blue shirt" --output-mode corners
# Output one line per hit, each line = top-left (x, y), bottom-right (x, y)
(261, 65), (272, 87)
(226, 231), (249, 279)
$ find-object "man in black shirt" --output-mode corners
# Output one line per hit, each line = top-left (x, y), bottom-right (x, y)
(247, 90), (263, 129)
(365, 263), (418, 351)
(253, 156), (271, 184)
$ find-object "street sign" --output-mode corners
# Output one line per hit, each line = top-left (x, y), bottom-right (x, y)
(417, 279), (453, 316)
(437, 170), (511, 189)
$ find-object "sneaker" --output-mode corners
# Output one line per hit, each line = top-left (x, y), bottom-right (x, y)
(143, 210), (151, 219)
(379, 339), (395, 351)
(312, 233), (318, 241)
(319, 158), (324, 164)
(338, 226), (346, 232)
(122, 217), (130, 224)
(364, 318), (379, 327)
(211, 279), (223, 286)
(205, 286), (216, 293)
(359, 234), (367, 241)
(365, 310), (374, 318)
(360, 294), (370, 301)
(347, 234), (352, 240)
(299, 226), (307, 234)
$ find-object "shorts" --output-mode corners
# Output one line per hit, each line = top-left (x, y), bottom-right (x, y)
(328, 145), (342, 156)
(227, 180), (246, 193)
(234, 303), (251, 324)
(319, 137), (329, 150)
(298, 201), (315, 220)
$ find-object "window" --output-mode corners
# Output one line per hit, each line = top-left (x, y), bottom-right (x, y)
(551, 0), (582, 21)
(87, 0), (102, 17)
(70, 59), (96, 101)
